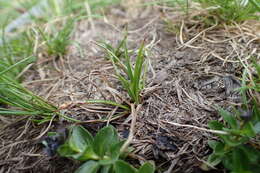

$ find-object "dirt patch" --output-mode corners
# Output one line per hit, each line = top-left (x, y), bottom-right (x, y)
(0, 4), (259, 173)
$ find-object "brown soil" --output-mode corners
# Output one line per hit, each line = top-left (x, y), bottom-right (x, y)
(0, 4), (259, 173)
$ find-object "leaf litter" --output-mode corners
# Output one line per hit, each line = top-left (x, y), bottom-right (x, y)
(0, 3), (259, 173)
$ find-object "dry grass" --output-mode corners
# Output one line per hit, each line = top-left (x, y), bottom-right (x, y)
(0, 2), (259, 173)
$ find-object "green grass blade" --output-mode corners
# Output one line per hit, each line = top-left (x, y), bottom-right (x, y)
(117, 74), (136, 101)
(132, 41), (145, 103)
(96, 42), (127, 71)
(115, 35), (127, 57)
(0, 55), (35, 76)
(0, 109), (43, 115)
(249, 0), (260, 11)
(85, 99), (130, 110)
(123, 39), (134, 82)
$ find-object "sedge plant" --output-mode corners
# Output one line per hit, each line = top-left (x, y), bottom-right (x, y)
(0, 45), (78, 123)
(0, 55), (56, 122)
(101, 37), (146, 104)
(37, 18), (75, 57)
(0, 29), (36, 79)
(84, 37), (147, 119)
(0, 28), (58, 123)
(88, 37), (146, 108)
(0, 74), (79, 124)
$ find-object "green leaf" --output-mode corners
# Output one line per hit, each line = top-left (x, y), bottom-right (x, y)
(69, 126), (94, 153)
(223, 128), (242, 136)
(85, 99), (130, 110)
(252, 103), (260, 121)
(221, 136), (245, 147)
(123, 40), (134, 82)
(249, 0), (260, 11)
(218, 108), (238, 129)
(117, 74), (135, 101)
(0, 109), (43, 115)
(208, 120), (224, 130)
(115, 160), (137, 173)
(74, 146), (100, 161)
(109, 140), (124, 156)
(222, 153), (233, 170)
(137, 162), (155, 173)
(0, 56), (36, 76)
(240, 145), (260, 164)
(208, 140), (219, 149)
(132, 42), (145, 104)
(253, 122), (260, 134)
(207, 154), (222, 167)
(97, 42), (125, 66)
(213, 141), (227, 156)
(57, 143), (78, 157)
(115, 35), (127, 58)
(99, 141), (125, 165)
(100, 165), (112, 173)
(93, 125), (119, 157)
(47, 132), (58, 136)
(75, 161), (100, 173)
(232, 148), (248, 172)
(242, 122), (256, 137)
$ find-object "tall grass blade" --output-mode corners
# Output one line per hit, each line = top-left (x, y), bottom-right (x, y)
(86, 100), (130, 110)
(0, 56), (35, 76)
(132, 42), (145, 104)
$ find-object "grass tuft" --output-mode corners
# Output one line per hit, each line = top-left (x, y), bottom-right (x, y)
(37, 18), (75, 57)
(196, 0), (260, 22)
(98, 37), (147, 104)
(0, 57), (57, 123)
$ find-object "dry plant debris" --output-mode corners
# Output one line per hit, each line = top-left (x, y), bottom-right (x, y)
(0, 3), (259, 173)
